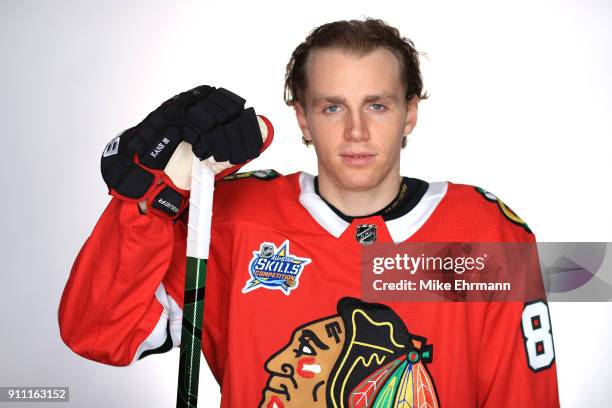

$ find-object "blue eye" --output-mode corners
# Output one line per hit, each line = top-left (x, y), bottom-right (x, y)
(371, 103), (385, 111)
(325, 105), (339, 113)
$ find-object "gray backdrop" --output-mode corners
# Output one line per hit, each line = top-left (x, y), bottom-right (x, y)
(1, 1), (611, 406)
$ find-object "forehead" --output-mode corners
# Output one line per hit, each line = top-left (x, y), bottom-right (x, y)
(304, 47), (404, 101)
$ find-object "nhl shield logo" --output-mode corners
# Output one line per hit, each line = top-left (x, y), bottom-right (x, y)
(261, 244), (274, 258)
(356, 224), (377, 245)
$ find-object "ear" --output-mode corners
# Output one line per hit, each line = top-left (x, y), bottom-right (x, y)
(402, 96), (419, 136)
(294, 102), (313, 142)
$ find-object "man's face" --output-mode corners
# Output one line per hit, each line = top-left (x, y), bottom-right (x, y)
(260, 316), (345, 407)
(295, 47), (418, 191)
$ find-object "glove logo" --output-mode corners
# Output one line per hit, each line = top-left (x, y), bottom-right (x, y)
(242, 240), (311, 296)
(155, 198), (179, 215)
(102, 135), (121, 157)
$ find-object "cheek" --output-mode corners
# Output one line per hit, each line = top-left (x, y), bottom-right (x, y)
(309, 115), (345, 141)
(296, 357), (322, 378)
(310, 129), (341, 158)
(370, 116), (405, 148)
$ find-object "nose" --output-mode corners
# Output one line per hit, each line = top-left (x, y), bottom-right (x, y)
(265, 349), (293, 376)
(344, 111), (369, 142)
(264, 351), (299, 392)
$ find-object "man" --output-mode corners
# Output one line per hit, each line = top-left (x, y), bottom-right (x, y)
(59, 18), (559, 407)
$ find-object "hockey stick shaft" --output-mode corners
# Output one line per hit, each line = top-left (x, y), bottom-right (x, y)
(176, 156), (215, 408)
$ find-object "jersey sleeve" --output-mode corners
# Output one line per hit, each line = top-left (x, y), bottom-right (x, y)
(58, 197), (187, 366)
(477, 300), (559, 407)
(476, 230), (559, 406)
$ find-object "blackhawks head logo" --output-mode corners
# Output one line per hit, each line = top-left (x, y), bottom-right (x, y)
(259, 298), (440, 408)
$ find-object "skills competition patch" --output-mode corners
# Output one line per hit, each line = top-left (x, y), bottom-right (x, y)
(242, 240), (311, 296)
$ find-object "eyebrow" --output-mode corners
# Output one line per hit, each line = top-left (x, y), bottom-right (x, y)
(312, 92), (398, 105)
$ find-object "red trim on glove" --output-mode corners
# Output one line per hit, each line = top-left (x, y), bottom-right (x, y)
(214, 114), (275, 181)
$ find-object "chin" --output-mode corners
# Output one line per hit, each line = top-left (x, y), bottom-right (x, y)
(335, 169), (380, 191)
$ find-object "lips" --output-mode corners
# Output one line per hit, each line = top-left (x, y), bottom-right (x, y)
(267, 395), (284, 408)
(340, 152), (375, 158)
(339, 152), (376, 166)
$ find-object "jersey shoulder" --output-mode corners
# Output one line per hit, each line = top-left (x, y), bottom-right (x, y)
(212, 169), (302, 225)
(439, 182), (534, 240)
(221, 168), (283, 183)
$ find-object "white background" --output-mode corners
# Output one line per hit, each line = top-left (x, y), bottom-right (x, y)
(1, 0), (611, 406)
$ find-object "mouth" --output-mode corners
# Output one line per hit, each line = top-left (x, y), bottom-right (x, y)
(339, 152), (376, 166)
(297, 357), (320, 378)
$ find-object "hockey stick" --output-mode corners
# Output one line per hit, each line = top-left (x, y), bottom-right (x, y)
(175, 116), (271, 407)
(176, 156), (215, 408)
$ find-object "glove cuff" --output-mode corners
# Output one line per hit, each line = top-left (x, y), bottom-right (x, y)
(109, 155), (190, 220)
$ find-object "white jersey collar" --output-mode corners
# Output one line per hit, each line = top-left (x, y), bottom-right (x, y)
(298, 172), (448, 243)
(298, 172), (350, 238)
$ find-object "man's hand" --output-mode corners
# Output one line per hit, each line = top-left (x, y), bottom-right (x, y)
(100, 85), (273, 219)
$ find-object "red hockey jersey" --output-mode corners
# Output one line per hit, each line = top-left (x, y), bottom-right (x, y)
(59, 171), (559, 407)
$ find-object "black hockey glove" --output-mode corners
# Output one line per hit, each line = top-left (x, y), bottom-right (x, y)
(100, 85), (273, 219)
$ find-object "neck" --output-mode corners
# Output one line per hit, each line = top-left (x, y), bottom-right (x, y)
(317, 171), (402, 217)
